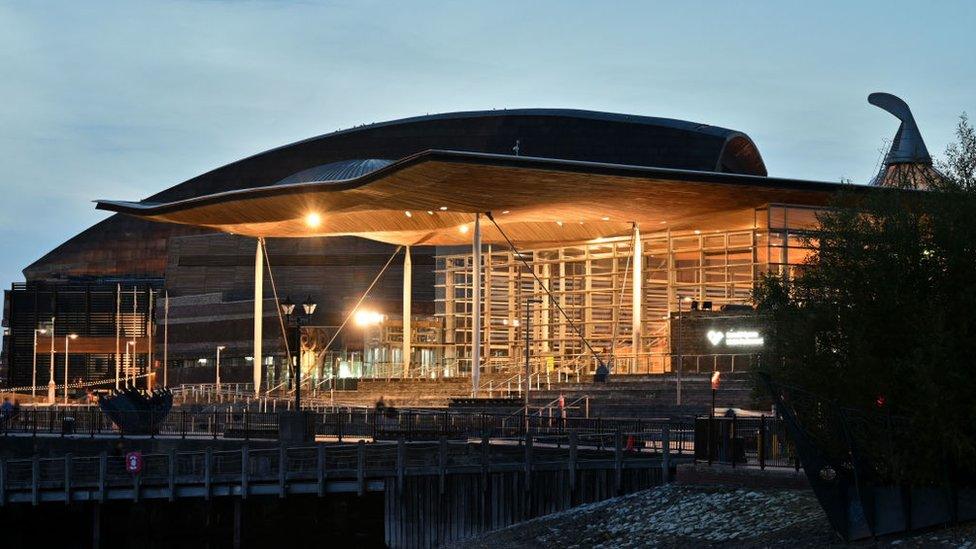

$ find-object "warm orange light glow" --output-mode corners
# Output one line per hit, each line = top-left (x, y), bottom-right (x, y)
(458, 224), (470, 234)
(404, 210), (412, 218)
(354, 310), (385, 327)
(305, 212), (322, 228)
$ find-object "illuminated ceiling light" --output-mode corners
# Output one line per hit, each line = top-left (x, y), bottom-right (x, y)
(458, 224), (470, 234)
(660, 221), (667, 225)
(304, 212), (322, 228)
(578, 221), (584, 225)
(404, 210), (412, 218)
(502, 210), (511, 214)
(555, 221), (563, 227)
(439, 206), (449, 211)
(354, 310), (385, 327)
(601, 216), (610, 221)
(426, 210), (434, 215)
(694, 229), (701, 235)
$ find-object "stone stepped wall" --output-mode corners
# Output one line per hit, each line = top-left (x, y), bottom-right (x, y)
(327, 374), (759, 418)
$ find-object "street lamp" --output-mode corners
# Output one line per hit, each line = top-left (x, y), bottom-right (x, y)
(31, 327), (47, 402)
(280, 295), (316, 411)
(63, 333), (78, 405)
(216, 345), (226, 392)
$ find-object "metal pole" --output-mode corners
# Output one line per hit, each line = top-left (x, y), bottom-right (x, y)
(253, 239), (264, 398)
(115, 284), (120, 390)
(31, 329), (38, 401)
(631, 224), (642, 367)
(293, 316), (302, 412)
(64, 335), (69, 405)
(163, 291), (169, 388)
(48, 316), (56, 404)
(216, 346), (223, 393)
(402, 245), (412, 378)
(676, 300), (683, 406)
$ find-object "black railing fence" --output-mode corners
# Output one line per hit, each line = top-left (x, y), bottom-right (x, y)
(693, 415), (800, 469)
(0, 407), (695, 456)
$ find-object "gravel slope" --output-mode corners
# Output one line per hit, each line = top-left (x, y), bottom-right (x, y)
(446, 484), (976, 548)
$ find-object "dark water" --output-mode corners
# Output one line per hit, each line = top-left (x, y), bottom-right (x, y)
(0, 494), (387, 548)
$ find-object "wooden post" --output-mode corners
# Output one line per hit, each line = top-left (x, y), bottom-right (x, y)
(568, 431), (577, 492)
(396, 438), (406, 493)
(0, 458), (6, 506)
(241, 446), (249, 499)
(356, 440), (366, 496)
(317, 445), (326, 497)
(614, 430), (623, 494)
(438, 436), (447, 495)
(92, 502), (102, 549)
(204, 448), (213, 501)
(98, 452), (107, 503)
(480, 434), (489, 492)
(64, 453), (72, 505)
(661, 424), (671, 483)
(133, 469), (140, 503)
(233, 498), (243, 549)
(278, 446), (287, 498)
(31, 455), (39, 506)
(168, 449), (176, 502)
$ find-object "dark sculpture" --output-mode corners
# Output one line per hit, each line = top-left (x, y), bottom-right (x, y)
(99, 387), (173, 435)
(763, 374), (976, 541)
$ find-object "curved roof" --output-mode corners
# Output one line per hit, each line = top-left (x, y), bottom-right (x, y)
(146, 108), (767, 203)
(274, 158), (394, 186)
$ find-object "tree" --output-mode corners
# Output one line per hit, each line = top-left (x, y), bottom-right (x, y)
(755, 114), (976, 482)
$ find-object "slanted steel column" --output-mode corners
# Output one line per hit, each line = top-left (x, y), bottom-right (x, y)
(253, 238), (264, 398)
(402, 245), (412, 378)
(631, 224), (643, 362)
(471, 214), (482, 395)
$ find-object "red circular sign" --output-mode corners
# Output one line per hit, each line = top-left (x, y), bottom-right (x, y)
(125, 451), (143, 474)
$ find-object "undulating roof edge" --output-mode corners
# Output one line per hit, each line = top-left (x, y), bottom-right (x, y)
(96, 149), (887, 217)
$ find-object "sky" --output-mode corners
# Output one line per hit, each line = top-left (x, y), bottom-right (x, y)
(0, 1), (974, 288)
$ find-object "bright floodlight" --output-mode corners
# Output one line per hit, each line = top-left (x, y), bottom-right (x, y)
(304, 212), (322, 228)
(353, 310), (384, 327)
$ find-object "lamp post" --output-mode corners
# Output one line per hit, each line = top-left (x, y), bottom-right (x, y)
(215, 345), (226, 392)
(280, 295), (316, 411)
(31, 327), (47, 402)
(63, 333), (78, 405)
(47, 317), (56, 404)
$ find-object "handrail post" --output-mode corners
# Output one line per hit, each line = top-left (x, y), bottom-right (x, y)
(662, 424), (671, 483)
(356, 440), (366, 497)
(64, 453), (72, 505)
(168, 449), (176, 502)
(758, 415), (766, 470)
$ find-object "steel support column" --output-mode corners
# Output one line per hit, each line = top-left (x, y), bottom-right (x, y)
(402, 245), (412, 378)
(253, 238), (264, 398)
(471, 214), (482, 395)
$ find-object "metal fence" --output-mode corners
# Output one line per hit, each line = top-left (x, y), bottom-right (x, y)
(693, 415), (799, 469)
(0, 408), (695, 456)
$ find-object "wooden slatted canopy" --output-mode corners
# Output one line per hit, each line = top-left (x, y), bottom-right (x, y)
(96, 150), (857, 246)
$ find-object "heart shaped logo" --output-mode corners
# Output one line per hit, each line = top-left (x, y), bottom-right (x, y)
(706, 330), (724, 346)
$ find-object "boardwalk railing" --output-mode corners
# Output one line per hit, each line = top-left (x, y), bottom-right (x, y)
(693, 415), (799, 469)
(0, 408), (694, 455)
(0, 434), (671, 506)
